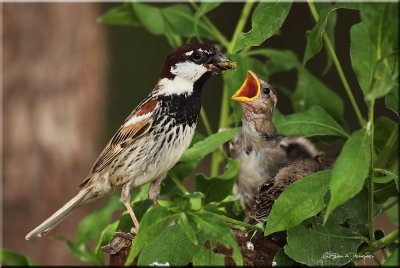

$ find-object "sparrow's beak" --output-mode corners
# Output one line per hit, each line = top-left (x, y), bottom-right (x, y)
(231, 70), (260, 102)
(205, 52), (236, 73)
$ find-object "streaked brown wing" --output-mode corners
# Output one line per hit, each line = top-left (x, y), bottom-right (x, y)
(250, 181), (284, 223)
(79, 98), (158, 188)
(91, 118), (152, 173)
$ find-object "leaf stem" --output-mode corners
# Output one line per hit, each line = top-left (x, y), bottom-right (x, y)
(189, 1), (230, 48)
(170, 171), (189, 194)
(307, 0), (366, 127)
(218, 84), (231, 129)
(217, 214), (264, 232)
(210, 151), (221, 177)
(200, 109), (213, 136)
(367, 99), (376, 243)
(228, 1), (255, 54)
(356, 230), (399, 259)
(373, 168), (398, 179)
(381, 198), (398, 213)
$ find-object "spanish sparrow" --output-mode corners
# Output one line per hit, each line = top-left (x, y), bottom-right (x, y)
(26, 43), (235, 239)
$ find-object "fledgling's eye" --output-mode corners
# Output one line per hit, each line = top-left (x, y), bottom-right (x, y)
(263, 87), (271, 95)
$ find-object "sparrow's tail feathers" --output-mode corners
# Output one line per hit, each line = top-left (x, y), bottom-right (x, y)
(25, 188), (92, 240)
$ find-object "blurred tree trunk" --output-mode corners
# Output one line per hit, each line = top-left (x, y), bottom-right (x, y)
(3, 3), (106, 265)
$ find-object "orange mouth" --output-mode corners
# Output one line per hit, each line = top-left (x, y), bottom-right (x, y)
(231, 70), (260, 102)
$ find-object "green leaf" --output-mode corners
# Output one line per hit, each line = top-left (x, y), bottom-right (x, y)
(94, 220), (119, 258)
(273, 248), (294, 266)
(180, 128), (240, 162)
(137, 224), (200, 266)
(374, 117), (396, 152)
(303, 6), (341, 65)
(285, 217), (365, 266)
(196, 159), (238, 203)
(350, 4), (399, 100)
(273, 106), (348, 138)
(328, 189), (380, 226)
(193, 248), (225, 266)
(265, 170), (331, 235)
(316, 3), (337, 75)
(247, 48), (300, 75)
(386, 86), (399, 117)
(293, 67), (344, 123)
(232, 1), (292, 53)
(98, 3), (140, 26)
(384, 247), (399, 266)
(131, 3), (165, 35)
(125, 206), (179, 265)
(190, 211), (243, 265)
(178, 212), (198, 245)
(75, 195), (122, 244)
(325, 128), (371, 222)
(0, 248), (36, 266)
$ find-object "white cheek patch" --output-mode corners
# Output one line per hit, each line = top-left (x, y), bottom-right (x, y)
(170, 61), (208, 82)
(185, 50), (194, 56)
(157, 77), (194, 96)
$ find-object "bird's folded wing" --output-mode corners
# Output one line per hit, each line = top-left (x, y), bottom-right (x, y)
(83, 98), (158, 182)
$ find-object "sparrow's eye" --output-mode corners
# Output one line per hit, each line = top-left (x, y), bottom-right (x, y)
(191, 51), (207, 63)
(263, 87), (271, 95)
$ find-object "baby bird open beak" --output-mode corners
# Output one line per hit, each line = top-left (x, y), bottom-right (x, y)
(231, 70), (260, 102)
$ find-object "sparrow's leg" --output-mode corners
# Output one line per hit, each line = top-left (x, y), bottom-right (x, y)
(121, 182), (139, 234)
(149, 175), (165, 205)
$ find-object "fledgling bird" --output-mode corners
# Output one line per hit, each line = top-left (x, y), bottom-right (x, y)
(26, 43), (235, 240)
(228, 71), (327, 219)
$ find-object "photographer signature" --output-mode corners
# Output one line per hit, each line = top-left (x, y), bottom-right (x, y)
(322, 252), (374, 259)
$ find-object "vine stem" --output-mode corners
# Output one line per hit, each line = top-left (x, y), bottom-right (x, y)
(211, 85), (230, 176)
(307, 0), (366, 127)
(367, 99), (376, 243)
(356, 230), (399, 260)
(228, 1), (255, 54)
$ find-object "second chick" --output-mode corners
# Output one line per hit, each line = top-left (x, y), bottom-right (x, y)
(229, 71), (328, 220)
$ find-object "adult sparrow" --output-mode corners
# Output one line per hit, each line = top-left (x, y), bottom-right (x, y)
(26, 43), (235, 240)
(229, 71), (327, 219)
